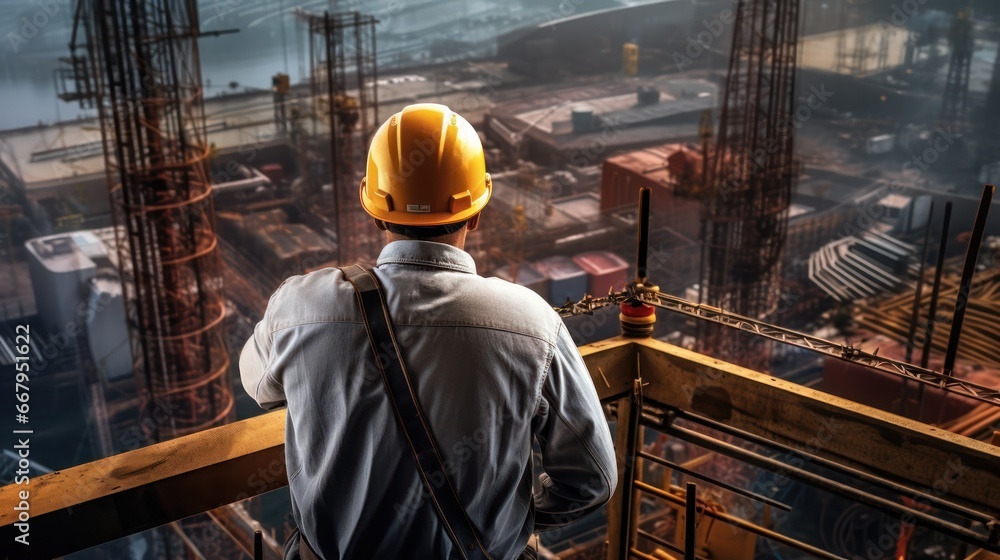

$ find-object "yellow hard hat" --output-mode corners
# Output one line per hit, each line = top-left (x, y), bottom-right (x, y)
(360, 103), (491, 226)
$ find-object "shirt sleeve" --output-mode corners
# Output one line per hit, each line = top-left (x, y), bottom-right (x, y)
(532, 321), (618, 530)
(239, 281), (289, 410)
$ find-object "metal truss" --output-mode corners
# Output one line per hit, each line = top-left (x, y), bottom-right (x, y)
(555, 285), (1000, 407)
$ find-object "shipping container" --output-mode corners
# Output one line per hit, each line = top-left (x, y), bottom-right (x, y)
(534, 255), (589, 305)
(573, 251), (629, 296)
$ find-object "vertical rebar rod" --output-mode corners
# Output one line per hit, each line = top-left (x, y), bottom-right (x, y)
(918, 201), (952, 420)
(943, 184), (995, 377)
(636, 186), (651, 283)
(905, 201), (935, 364)
(685, 482), (697, 560)
(370, 16), (379, 134)
(617, 382), (642, 560)
(254, 530), (262, 560)
(324, 12), (342, 263)
(921, 202), (953, 368)
(354, 12), (366, 137)
(900, 201), (935, 414)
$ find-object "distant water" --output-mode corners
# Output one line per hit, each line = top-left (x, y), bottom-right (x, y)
(0, 0), (648, 130)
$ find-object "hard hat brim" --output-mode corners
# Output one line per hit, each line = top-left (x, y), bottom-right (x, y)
(359, 178), (491, 226)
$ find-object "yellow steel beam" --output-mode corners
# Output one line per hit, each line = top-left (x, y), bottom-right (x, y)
(632, 337), (1000, 517)
(0, 410), (286, 558)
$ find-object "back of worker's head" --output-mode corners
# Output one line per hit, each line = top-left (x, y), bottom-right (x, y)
(360, 103), (491, 241)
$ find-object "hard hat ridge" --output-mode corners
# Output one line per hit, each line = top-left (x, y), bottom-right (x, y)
(360, 103), (491, 227)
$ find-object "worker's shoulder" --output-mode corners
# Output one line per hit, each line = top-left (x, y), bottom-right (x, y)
(456, 275), (564, 345)
(274, 265), (347, 292)
(265, 267), (357, 331)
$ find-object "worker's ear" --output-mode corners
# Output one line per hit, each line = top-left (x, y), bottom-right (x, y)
(373, 219), (387, 231)
(467, 213), (481, 232)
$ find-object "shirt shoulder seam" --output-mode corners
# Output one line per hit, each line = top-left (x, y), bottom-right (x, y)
(268, 318), (362, 335)
(376, 257), (474, 274)
(393, 321), (558, 345)
(535, 319), (564, 412)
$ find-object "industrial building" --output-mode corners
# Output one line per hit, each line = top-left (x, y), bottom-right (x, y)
(0, 0), (999, 559)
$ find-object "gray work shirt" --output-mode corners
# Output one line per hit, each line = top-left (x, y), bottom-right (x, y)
(240, 240), (617, 559)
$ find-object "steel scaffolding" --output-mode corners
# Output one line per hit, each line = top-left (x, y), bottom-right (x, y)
(698, 0), (801, 369)
(302, 10), (379, 264)
(66, 0), (233, 441)
(979, 42), (1000, 164)
(939, 8), (974, 134)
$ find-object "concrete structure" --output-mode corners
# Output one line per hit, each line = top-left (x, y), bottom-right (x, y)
(0, 63), (509, 235)
(25, 227), (131, 381)
(26, 229), (106, 332)
(485, 76), (718, 166)
(809, 229), (916, 302)
(218, 209), (337, 276)
(784, 193), (856, 263)
(800, 24), (910, 78)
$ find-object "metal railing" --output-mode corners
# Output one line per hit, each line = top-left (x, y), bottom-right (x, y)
(584, 337), (1000, 560)
(2, 337), (998, 558)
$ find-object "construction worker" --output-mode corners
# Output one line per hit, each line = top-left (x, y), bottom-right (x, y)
(240, 103), (617, 560)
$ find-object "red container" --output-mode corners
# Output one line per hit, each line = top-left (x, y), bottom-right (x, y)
(572, 251), (629, 296)
(260, 163), (285, 185)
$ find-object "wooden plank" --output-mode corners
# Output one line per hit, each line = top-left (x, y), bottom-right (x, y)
(0, 410), (286, 559)
(966, 550), (1000, 560)
(578, 337), (639, 560)
(633, 338), (1000, 516)
(604, 394), (635, 560)
(578, 337), (643, 560)
(579, 336), (637, 401)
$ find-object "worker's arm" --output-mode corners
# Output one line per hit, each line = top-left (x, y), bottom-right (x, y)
(239, 282), (289, 410)
(532, 322), (618, 531)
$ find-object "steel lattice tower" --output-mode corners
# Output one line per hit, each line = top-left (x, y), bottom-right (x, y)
(979, 43), (1000, 164)
(69, 0), (233, 442)
(938, 9), (973, 134)
(986, 45), (1000, 131)
(698, 0), (801, 369)
(304, 10), (379, 264)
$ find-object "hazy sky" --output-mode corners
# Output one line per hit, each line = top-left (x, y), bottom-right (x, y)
(0, 0), (659, 129)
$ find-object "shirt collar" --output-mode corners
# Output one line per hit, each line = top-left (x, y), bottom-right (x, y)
(375, 240), (478, 275)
